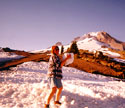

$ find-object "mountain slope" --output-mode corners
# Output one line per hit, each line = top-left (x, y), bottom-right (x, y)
(31, 31), (124, 57)
(73, 31), (124, 51)
(96, 32), (124, 51)
(69, 31), (125, 58)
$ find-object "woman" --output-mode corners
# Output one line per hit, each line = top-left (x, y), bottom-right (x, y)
(44, 45), (71, 108)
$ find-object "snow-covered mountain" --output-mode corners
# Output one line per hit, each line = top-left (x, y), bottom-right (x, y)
(73, 31), (124, 51)
(30, 31), (125, 58)
(35, 31), (123, 51)
(62, 31), (124, 58)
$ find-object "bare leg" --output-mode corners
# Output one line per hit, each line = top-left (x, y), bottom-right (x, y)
(55, 87), (63, 101)
(46, 87), (57, 104)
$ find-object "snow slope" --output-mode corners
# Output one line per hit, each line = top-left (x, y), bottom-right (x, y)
(74, 32), (121, 58)
(0, 52), (24, 62)
(0, 61), (125, 108)
(77, 37), (105, 51)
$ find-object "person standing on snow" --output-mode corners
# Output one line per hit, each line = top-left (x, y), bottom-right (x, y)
(44, 45), (71, 108)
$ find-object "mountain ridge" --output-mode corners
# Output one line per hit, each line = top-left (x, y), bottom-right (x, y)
(73, 31), (124, 51)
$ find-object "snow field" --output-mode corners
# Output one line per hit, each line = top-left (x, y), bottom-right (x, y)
(0, 61), (125, 108)
(0, 52), (24, 62)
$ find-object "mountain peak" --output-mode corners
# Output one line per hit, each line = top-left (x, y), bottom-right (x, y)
(88, 31), (100, 37)
(96, 32), (124, 50)
(72, 31), (124, 51)
(73, 31), (103, 42)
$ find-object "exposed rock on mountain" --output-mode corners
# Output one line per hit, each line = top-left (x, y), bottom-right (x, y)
(96, 32), (124, 51)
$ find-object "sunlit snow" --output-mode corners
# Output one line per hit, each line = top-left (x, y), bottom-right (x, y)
(0, 52), (24, 62)
(0, 61), (125, 108)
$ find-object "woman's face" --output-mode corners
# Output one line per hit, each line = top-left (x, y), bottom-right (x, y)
(54, 47), (59, 55)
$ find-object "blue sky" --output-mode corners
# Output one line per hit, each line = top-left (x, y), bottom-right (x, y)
(0, 0), (125, 51)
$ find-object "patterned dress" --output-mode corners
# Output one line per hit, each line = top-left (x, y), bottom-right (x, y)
(48, 54), (62, 79)
(48, 54), (63, 88)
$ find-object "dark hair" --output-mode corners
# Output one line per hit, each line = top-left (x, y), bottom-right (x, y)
(51, 45), (59, 54)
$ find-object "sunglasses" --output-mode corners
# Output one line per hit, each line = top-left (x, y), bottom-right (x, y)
(55, 47), (59, 51)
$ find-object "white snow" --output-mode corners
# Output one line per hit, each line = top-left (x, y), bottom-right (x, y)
(95, 48), (121, 58)
(89, 32), (99, 37)
(76, 36), (121, 58)
(0, 52), (24, 62)
(0, 61), (125, 108)
(114, 58), (125, 64)
(77, 38), (104, 51)
(30, 48), (51, 53)
(100, 50), (121, 58)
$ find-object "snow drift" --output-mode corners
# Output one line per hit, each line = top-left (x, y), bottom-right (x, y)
(0, 61), (125, 108)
